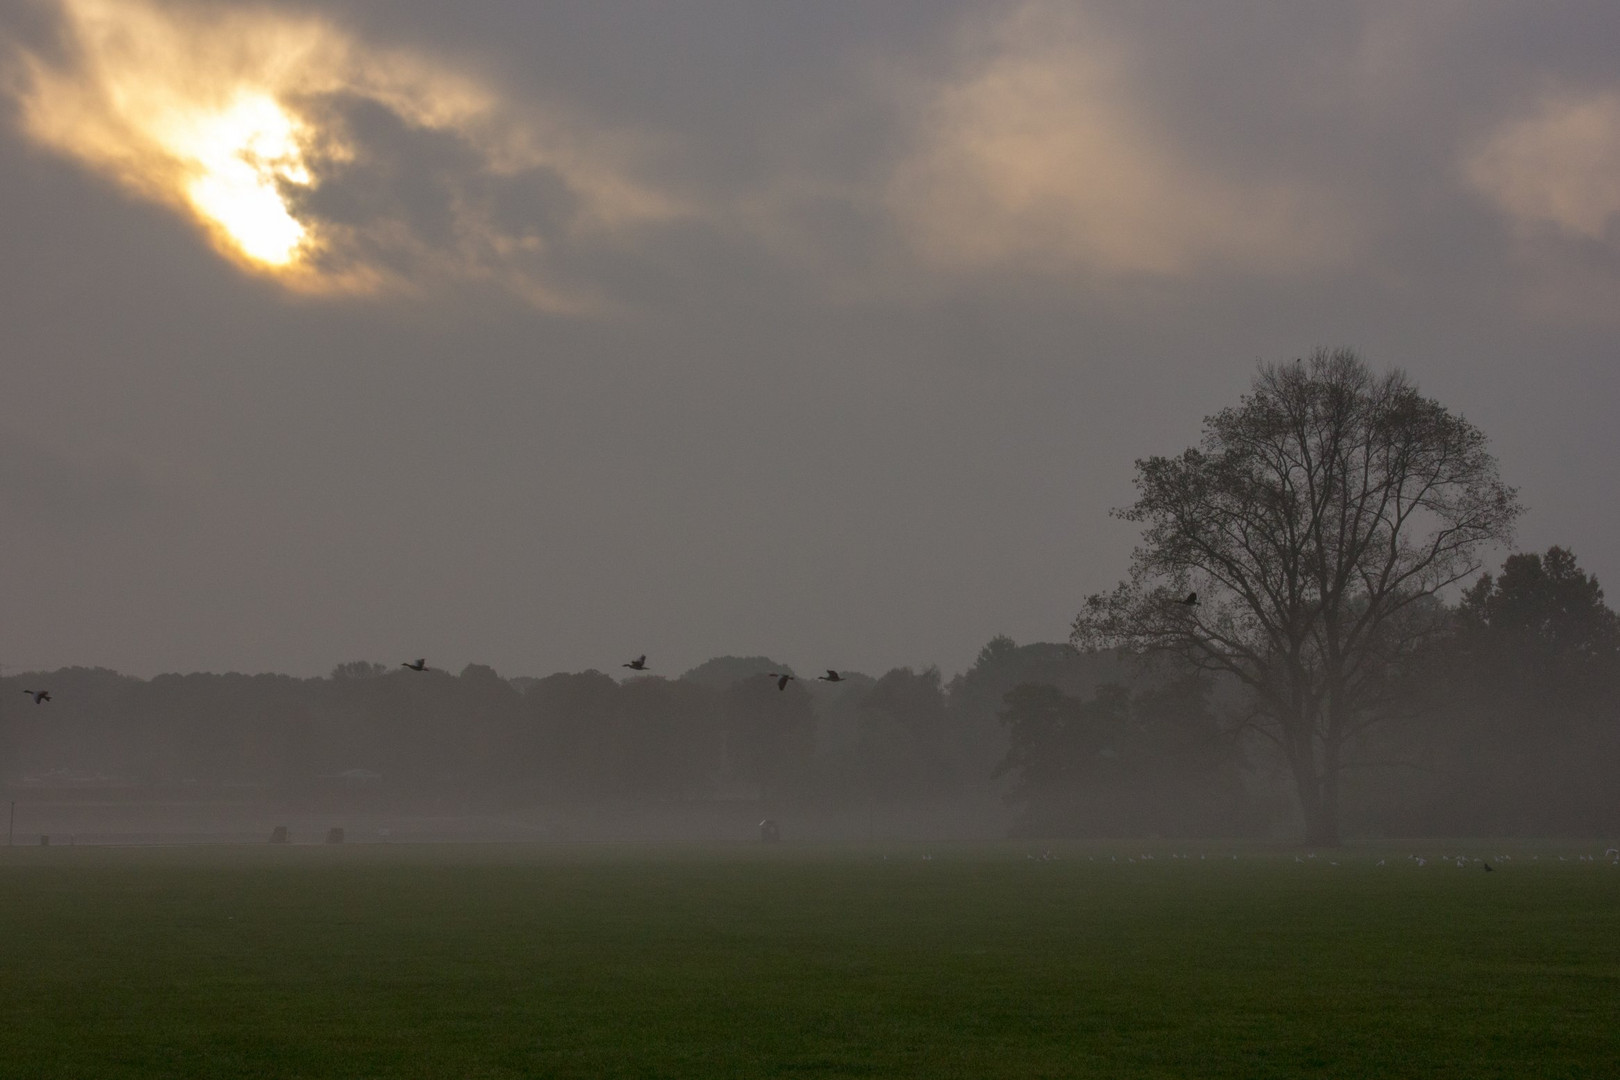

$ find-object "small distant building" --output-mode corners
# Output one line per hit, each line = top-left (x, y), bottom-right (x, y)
(325, 827), (345, 844)
(268, 825), (289, 844)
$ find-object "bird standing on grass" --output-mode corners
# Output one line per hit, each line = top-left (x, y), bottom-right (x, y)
(622, 655), (648, 671)
(22, 689), (50, 704)
(402, 659), (428, 672)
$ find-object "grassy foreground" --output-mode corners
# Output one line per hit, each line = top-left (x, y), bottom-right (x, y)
(1, 842), (1616, 1078)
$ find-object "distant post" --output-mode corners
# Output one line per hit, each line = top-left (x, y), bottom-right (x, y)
(7, 801), (13, 846)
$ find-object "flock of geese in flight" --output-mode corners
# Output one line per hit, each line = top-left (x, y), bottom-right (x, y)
(15, 595), (1205, 705)
(407, 654), (848, 692)
(404, 654), (846, 690)
(377, 594), (1192, 696)
(360, 595), (1205, 695)
(16, 656), (847, 706)
(19, 594), (1196, 706)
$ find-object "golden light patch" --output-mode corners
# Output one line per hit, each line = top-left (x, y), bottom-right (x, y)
(1464, 90), (1620, 325)
(5, 0), (682, 305)
(888, 3), (1350, 278)
(163, 92), (311, 265)
(11, 0), (334, 275)
(1467, 92), (1620, 241)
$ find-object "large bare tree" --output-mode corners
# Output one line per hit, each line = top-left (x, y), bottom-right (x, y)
(1072, 350), (1521, 845)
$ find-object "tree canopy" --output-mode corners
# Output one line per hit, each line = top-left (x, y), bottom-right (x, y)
(1073, 349), (1521, 844)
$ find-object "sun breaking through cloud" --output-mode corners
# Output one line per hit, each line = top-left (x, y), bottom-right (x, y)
(166, 91), (311, 265)
(6, 0), (681, 307)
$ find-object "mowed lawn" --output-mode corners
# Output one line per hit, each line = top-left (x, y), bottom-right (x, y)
(1, 843), (1616, 1079)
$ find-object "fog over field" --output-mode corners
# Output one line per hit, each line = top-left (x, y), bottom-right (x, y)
(3, 544), (1616, 846)
(1, 2), (1618, 847)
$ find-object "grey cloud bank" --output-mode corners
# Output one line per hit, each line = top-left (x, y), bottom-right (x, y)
(1, 0), (1618, 679)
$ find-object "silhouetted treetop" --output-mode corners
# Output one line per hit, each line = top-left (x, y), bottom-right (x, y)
(1072, 349), (1521, 845)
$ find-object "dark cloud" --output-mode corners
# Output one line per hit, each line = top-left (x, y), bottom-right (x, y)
(287, 91), (581, 279)
(0, 0), (1617, 678)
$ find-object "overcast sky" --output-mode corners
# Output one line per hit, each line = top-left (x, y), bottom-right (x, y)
(2, 0), (1618, 680)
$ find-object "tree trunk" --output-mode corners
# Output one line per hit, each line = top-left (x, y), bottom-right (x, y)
(1303, 799), (1340, 847)
(1300, 759), (1342, 847)
(1289, 728), (1343, 847)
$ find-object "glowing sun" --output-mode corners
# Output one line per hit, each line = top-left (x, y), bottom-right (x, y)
(161, 93), (312, 266)
(9, 0), (682, 305)
(11, 0), (328, 274)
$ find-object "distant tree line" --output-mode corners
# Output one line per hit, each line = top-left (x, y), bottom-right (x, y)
(0, 648), (1116, 815)
(2, 544), (1615, 839)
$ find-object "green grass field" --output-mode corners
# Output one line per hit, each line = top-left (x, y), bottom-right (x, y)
(2, 842), (1617, 1078)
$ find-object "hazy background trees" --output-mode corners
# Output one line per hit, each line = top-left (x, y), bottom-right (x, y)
(996, 673), (1250, 838)
(2, 559), (1616, 839)
(1372, 547), (1620, 837)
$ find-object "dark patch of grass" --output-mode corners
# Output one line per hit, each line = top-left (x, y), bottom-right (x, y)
(1, 843), (1616, 1078)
